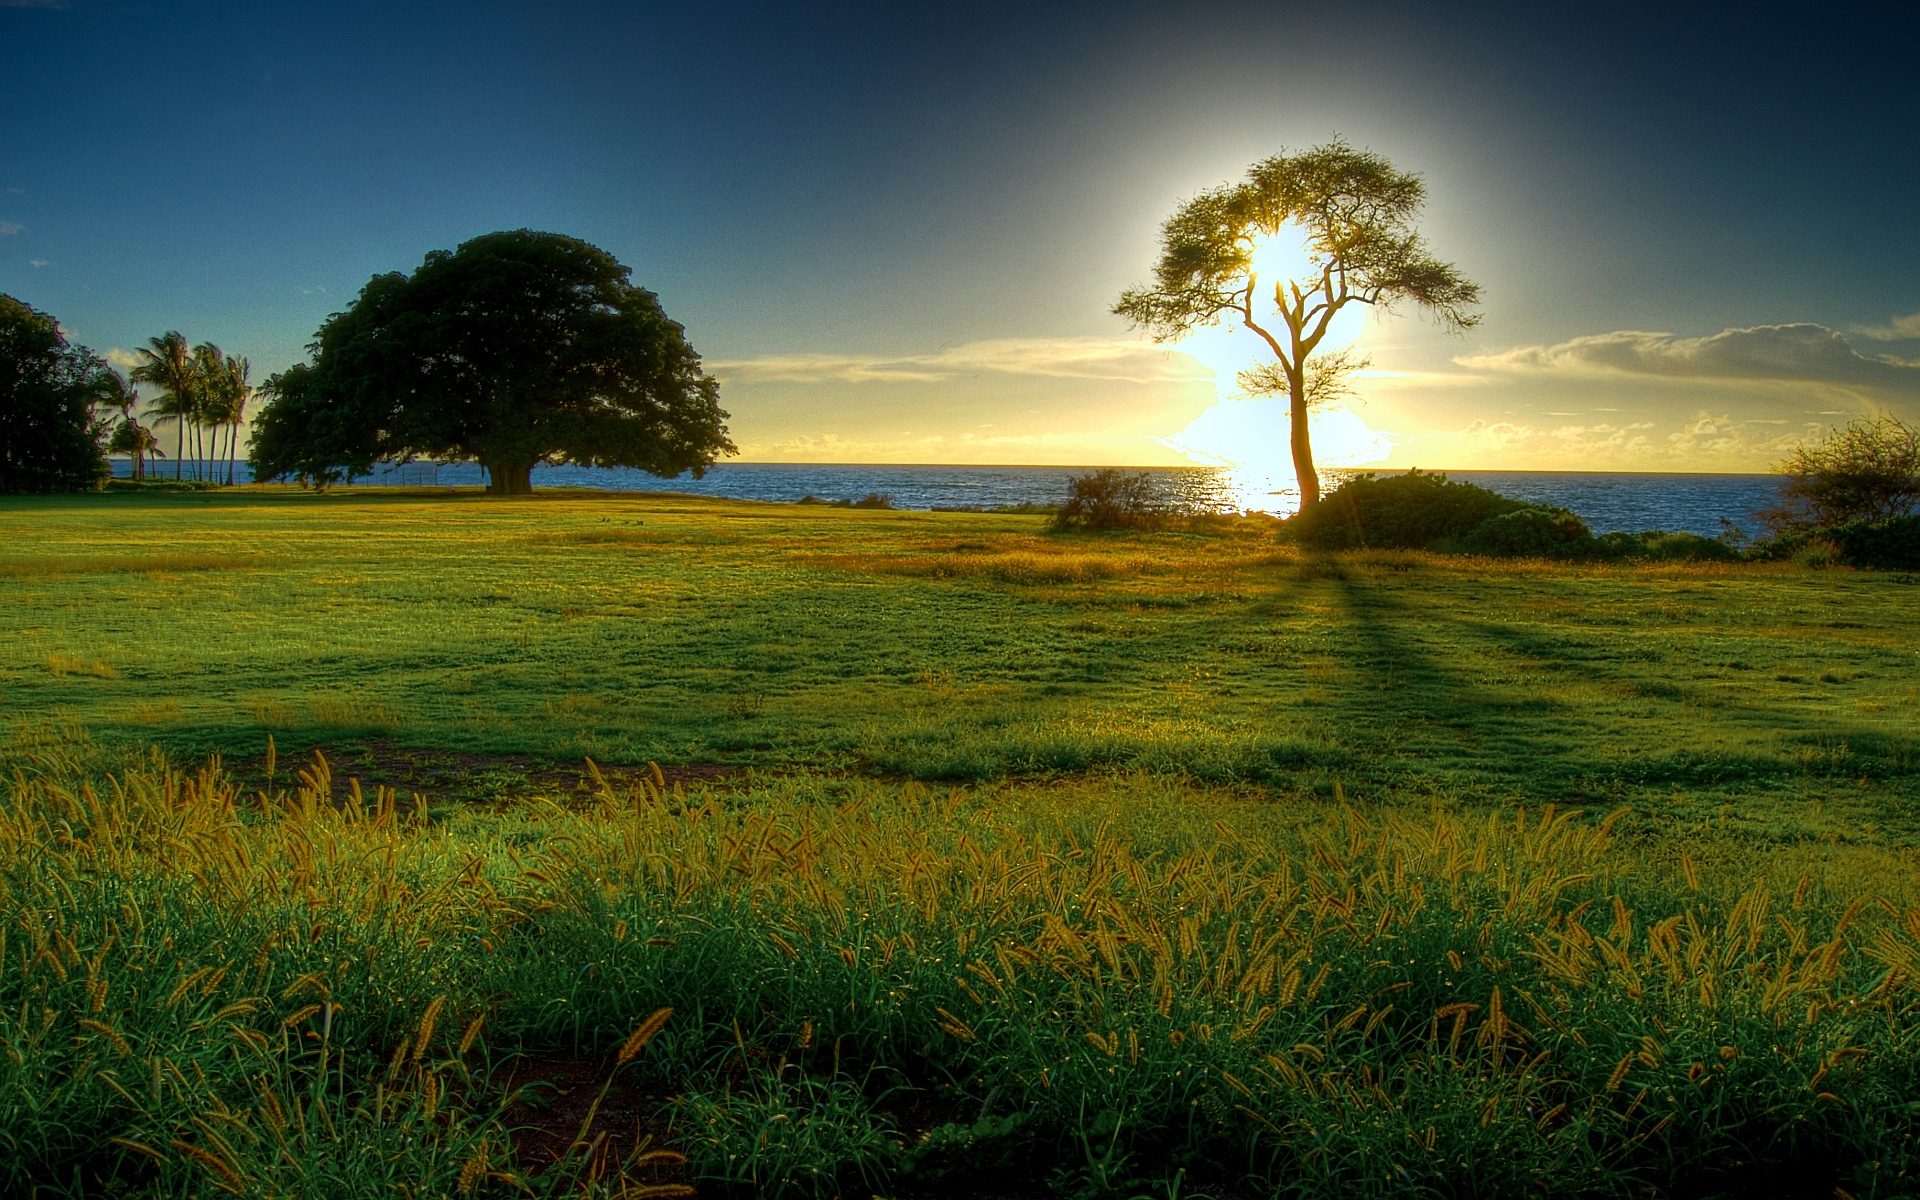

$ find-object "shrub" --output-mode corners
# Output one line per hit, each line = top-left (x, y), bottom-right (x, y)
(1762, 416), (1920, 532)
(1052, 468), (1164, 530)
(847, 492), (894, 510)
(1594, 529), (1743, 562)
(1285, 470), (1525, 550)
(1762, 516), (1920, 571)
(1450, 505), (1596, 559)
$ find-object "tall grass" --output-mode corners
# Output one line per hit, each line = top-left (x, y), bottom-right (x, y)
(5, 729), (1920, 1195)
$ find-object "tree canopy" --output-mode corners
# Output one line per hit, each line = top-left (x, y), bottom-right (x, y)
(1115, 141), (1479, 510)
(1762, 415), (1920, 531)
(0, 294), (110, 493)
(250, 230), (734, 493)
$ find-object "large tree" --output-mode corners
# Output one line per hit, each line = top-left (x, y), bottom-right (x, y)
(0, 294), (110, 493)
(251, 229), (734, 494)
(1115, 141), (1481, 510)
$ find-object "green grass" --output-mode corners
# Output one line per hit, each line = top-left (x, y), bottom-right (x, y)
(3, 487), (1918, 840)
(8, 731), (1920, 1199)
(6, 486), (1920, 1197)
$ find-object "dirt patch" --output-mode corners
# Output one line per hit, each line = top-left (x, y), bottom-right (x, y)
(225, 739), (744, 807)
(500, 1051), (686, 1186)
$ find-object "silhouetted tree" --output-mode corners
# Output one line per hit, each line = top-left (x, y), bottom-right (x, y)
(0, 294), (111, 493)
(250, 230), (733, 494)
(1762, 416), (1920, 532)
(1115, 141), (1480, 510)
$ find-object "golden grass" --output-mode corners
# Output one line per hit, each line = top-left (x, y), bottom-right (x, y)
(0, 553), (273, 577)
(307, 694), (401, 730)
(47, 654), (116, 679)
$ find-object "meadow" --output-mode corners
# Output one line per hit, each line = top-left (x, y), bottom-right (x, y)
(4, 487), (1920, 1198)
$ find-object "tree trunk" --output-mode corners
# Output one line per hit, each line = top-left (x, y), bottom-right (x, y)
(174, 421), (184, 480)
(484, 460), (534, 495)
(1291, 384), (1320, 512)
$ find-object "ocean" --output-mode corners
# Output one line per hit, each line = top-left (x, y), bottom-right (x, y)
(113, 460), (1782, 538)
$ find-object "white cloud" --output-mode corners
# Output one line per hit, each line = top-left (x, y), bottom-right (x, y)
(1857, 310), (1920, 342)
(1394, 411), (1822, 471)
(1458, 323), (1920, 398)
(29, 259), (47, 267)
(0, 221), (20, 236)
(104, 348), (144, 370)
(709, 337), (1213, 387)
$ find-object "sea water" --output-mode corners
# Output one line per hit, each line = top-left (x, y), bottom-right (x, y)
(113, 460), (1781, 538)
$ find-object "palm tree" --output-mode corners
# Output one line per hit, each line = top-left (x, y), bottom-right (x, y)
(92, 367), (147, 480)
(220, 354), (251, 485)
(107, 418), (161, 480)
(191, 339), (236, 480)
(130, 332), (198, 480)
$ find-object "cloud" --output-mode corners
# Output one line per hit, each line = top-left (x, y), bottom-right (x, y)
(105, 348), (144, 370)
(1458, 323), (1920, 398)
(736, 427), (1190, 465)
(1857, 310), (1920, 342)
(0, 221), (19, 236)
(1396, 411), (1822, 471)
(708, 337), (1214, 387)
(29, 259), (47, 267)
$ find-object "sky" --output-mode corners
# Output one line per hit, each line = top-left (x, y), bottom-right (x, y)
(3, 0), (1917, 475)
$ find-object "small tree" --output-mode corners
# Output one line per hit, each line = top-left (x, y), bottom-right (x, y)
(0, 294), (111, 493)
(251, 230), (734, 494)
(1052, 469), (1164, 530)
(1762, 416), (1920, 532)
(1115, 142), (1480, 510)
(92, 366), (149, 480)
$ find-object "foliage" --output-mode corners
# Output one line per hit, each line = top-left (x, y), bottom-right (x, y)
(249, 229), (734, 495)
(1759, 516), (1920, 571)
(0, 294), (110, 493)
(1763, 416), (1920, 532)
(5, 736), (1920, 1197)
(1052, 468), (1166, 530)
(246, 363), (369, 489)
(1114, 142), (1480, 508)
(1449, 504), (1596, 559)
(1284, 470), (1525, 550)
(1594, 530), (1744, 563)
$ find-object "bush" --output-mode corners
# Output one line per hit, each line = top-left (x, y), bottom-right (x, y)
(1594, 529), (1743, 563)
(1450, 505), (1596, 559)
(847, 492), (894, 510)
(1052, 469), (1164, 530)
(1762, 416), (1920, 532)
(1761, 516), (1920, 571)
(0, 294), (110, 493)
(1285, 470), (1525, 550)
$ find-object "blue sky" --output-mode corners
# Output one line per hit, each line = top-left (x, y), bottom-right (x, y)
(3, 1), (1916, 471)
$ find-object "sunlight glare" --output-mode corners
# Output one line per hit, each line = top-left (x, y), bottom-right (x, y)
(1168, 223), (1364, 391)
(1163, 398), (1395, 513)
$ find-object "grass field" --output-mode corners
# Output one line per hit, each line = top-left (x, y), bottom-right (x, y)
(4, 487), (1920, 1198)
(5, 487), (1919, 838)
